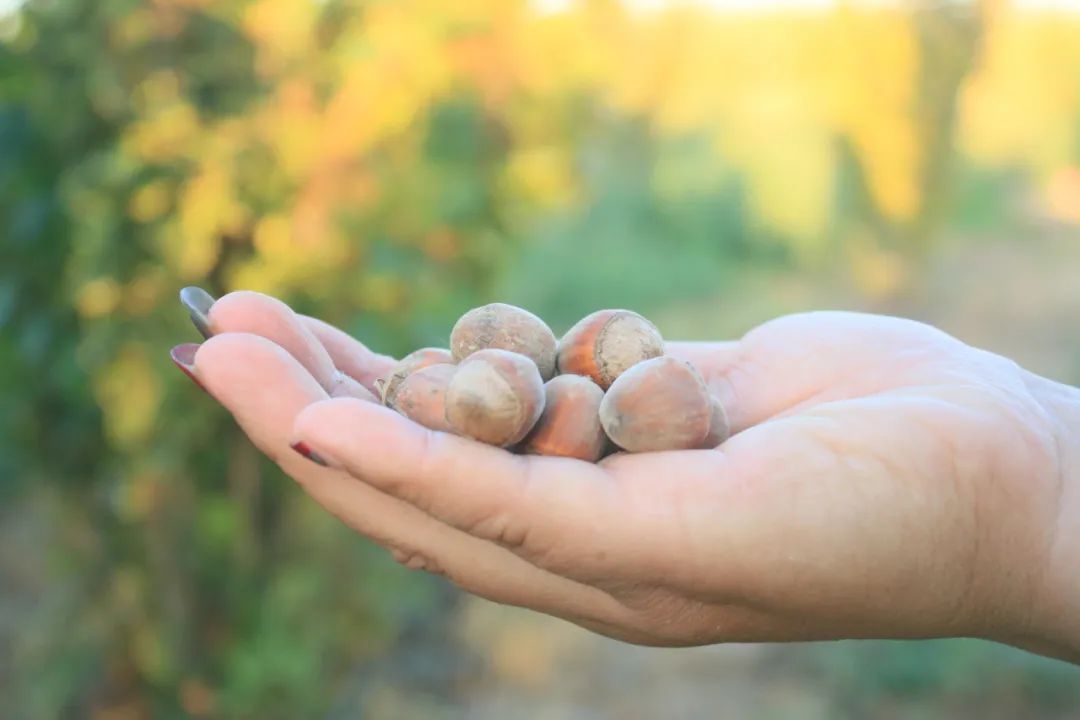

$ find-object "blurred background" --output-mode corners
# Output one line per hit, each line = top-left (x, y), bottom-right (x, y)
(2, 0), (1080, 717)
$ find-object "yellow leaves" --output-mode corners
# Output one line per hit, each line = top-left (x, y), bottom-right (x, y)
(503, 145), (576, 208)
(129, 181), (172, 223)
(1043, 167), (1080, 226)
(76, 278), (123, 319)
(608, 7), (697, 123)
(732, 124), (835, 248)
(93, 342), (162, 450)
(253, 213), (293, 259)
(634, 13), (836, 242)
(227, 259), (284, 297)
(849, 119), (920, 222)
(959, 9), (1080, 177)
(447, 9), (523, 108)
(122, 72), (201, 165)
(227, 208), (352, 296)
(105, 0), (1080, 306)
(517, 3), (615, 97)
(111, 9), (157, 50)
(77, 272), (166, 319)
(821, 8), (920, 221)
(171, 164), (246, 280)
(243, 0), (317, 71)
(598, 7), (920, 239)
(123, 101), (200, 164)
(319, 8), (454, 165)
(262, 80), (321, 179)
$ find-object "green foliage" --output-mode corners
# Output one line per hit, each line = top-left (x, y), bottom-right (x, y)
(0, 3), (453, 716)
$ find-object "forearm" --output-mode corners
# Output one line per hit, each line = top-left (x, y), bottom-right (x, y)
(1020, 374), (1080, 662)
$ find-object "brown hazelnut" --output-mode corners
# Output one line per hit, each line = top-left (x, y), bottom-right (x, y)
(388, 363), (456, 433)
(557, 309), (664, 389)
(376, 347), (454, 406)
(520, 375), (607, 462)
(445, 348), (545, 447)
(598, 356), (711, 452)
(450, 303), (557, 381)
(700, 394), (731, 449)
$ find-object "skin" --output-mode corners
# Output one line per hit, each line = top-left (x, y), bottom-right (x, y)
(183, 291), (1080, 663)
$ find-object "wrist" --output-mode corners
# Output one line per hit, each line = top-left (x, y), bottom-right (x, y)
(1017, 374), (1080, 662)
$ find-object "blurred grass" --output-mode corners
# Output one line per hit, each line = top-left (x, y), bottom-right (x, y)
(2, 0), (1080, 717)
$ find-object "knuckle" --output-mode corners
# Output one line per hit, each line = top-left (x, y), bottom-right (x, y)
(389, 547), (444, 576)
(468, 510), (527, 549)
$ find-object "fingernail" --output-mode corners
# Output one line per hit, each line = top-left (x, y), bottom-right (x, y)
(170, 343), (207, 392)
(180, 286), (216, 340)
(290, 441), (329, 467)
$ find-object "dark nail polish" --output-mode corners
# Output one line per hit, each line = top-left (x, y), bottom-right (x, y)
(180, 286), (216, 340)
(291, 441), (329, 467)
(170, 343), (207, 392)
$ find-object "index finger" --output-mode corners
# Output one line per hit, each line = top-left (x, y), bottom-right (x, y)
(299, 315), (396, 392)
(289, 397), (625, 580)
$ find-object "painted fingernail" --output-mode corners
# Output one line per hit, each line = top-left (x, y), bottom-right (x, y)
(170, 343), (206, 392)
(290, 441), (329, 467)
(180, 286), (216, 340)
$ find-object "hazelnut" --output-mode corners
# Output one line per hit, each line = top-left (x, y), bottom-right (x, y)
(376, 347), (454, 406)
(445, 349), (545, 447)
(388, 364), (456, 433)
(520, 375), (607, 462)
(450, 303), (557, 381)
(700, 394), (731, 449)
(598, 356), (711, 452)
(557, 310), (664, 389)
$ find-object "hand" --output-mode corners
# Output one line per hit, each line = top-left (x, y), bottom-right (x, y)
(175, 291), (1080, 661)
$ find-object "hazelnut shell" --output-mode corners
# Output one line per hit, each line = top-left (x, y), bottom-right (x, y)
(598, 356), (711, 452)
(377, 347), (454, 406)
(450, 303), (558, 381)
(557, 309), (664, 389)
(520, 374), (607, 462)
(445, 348), (546, 447)
(389, 363), (456, 433)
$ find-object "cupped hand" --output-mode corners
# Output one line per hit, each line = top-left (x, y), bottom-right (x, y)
(175, 291), (1080, 660)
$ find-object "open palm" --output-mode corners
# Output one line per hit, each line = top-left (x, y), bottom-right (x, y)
(177, 292), (1071, 656)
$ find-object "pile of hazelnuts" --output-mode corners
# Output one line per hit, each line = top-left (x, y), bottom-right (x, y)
(376, 304), (729, 462)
